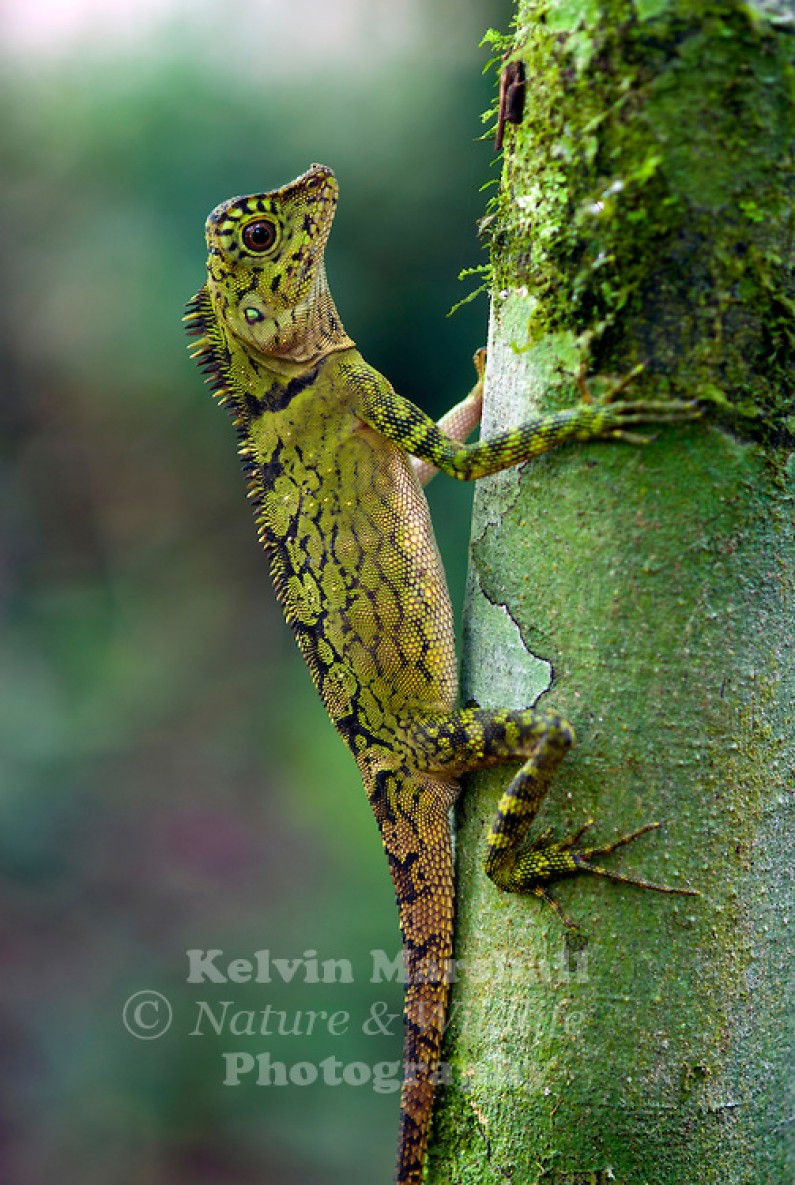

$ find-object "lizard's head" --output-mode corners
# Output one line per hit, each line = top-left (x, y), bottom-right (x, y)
(203, 163), (353, 363)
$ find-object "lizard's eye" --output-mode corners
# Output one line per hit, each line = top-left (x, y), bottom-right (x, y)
(242, 219), (278, 253)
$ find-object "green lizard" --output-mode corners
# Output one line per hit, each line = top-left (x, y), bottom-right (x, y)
(185, 164), (698, 1185)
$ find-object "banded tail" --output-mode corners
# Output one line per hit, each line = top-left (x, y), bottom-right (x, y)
(373, 771), (458, 1185)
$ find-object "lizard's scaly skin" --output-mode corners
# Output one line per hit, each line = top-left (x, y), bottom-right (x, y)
(185, 164), (697, 1185)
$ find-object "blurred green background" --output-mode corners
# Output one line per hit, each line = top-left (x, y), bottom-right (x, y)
(0, 1), (510, 1181)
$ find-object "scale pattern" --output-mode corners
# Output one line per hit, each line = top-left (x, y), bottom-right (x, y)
(185, 164), (698, 1185)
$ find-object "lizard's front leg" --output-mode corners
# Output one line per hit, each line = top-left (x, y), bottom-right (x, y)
(411, 348), (486, 487)
(406, 706), (697, 928)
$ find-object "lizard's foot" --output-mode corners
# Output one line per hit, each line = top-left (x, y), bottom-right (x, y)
(571, 360), (703, 443)
(412, 705), (697, 931)
(577, 397), (703, 446)
(509, 820), (698, 930)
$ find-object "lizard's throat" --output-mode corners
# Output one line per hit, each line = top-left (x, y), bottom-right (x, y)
(278, 262), (355, 362)
(237, 262), (355, 364)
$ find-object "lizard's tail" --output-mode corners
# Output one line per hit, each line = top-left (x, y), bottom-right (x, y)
(377, 774), (457, 1185)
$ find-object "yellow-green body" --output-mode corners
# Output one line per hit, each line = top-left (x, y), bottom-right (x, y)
(186, 165), (697, 1185)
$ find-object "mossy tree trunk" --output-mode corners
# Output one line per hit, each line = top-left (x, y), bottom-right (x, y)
(427, 3), (794, 1182)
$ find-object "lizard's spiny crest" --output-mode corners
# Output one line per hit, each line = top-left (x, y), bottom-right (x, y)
(203, 163), (353, 363)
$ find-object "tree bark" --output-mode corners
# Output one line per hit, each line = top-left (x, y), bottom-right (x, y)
(427, 3), (795, 1182)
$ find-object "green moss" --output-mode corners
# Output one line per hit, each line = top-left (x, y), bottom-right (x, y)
(485, 0), (795, 437)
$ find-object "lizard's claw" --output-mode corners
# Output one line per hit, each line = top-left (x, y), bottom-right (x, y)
(570, 821), (700, 897)
(601, 361), (647, 404)
(596, 399), (703, 445)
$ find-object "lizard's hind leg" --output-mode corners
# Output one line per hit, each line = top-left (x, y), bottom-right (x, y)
(409, 706), (695, 928)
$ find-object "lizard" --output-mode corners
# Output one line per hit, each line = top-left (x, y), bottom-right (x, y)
(184, 163), (699, 1185)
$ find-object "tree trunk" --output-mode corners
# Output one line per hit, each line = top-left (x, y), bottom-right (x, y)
(427, 3), (795, 1182)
